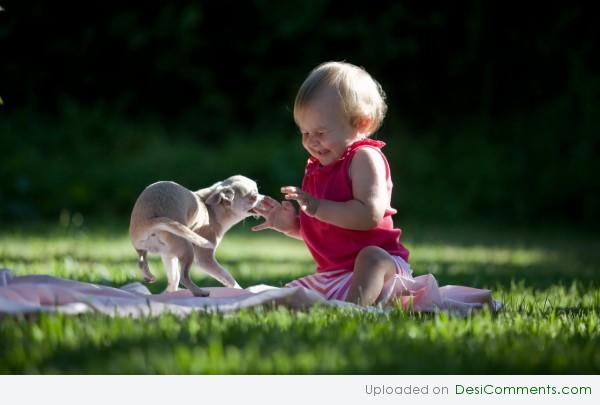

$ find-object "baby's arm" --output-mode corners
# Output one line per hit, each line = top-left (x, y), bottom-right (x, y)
(284, 148), (388, 231)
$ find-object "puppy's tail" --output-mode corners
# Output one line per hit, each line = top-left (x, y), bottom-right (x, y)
(149, 217), (215, 249)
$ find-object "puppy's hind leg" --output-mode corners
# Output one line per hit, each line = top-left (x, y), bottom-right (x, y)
(180, 249), (210, 297)
(161, 254), (181, 293)
(136, 249), (156, 283)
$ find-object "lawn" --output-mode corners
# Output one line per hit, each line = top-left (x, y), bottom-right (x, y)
(0, 221), (599, 373)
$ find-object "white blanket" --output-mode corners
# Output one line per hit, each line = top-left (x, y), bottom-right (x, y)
(0, 268), (500, 317)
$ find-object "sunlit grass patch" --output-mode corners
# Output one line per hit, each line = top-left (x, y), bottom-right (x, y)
(0, 223), (599, 373)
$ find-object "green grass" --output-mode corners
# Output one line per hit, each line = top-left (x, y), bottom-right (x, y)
(1, 221), (599, 374)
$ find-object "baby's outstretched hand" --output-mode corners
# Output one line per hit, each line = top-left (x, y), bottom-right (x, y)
(251, 196), (298, 234)
(281, 186), (320, 217)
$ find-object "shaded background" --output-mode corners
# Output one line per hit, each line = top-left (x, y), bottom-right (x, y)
(1, 0), (598, 227)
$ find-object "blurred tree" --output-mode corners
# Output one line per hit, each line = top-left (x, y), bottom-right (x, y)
(0, 1), (597, 225)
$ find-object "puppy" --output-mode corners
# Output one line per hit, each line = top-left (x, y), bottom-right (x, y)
(129, 175), (262, 296)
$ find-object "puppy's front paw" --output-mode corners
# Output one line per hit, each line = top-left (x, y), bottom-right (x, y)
(144, 275), (157, 283)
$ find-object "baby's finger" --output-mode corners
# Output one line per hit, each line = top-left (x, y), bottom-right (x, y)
(284, 193), (306, 204)
(281, 186), (300, 194)
(252, 204), (273, 214)
(259, 196), (279, 208)
(251, 221), (270, 232)
(264, 195), (280, 203)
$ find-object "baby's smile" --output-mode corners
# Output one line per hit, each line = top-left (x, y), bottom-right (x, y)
(311, 147), (334, 163)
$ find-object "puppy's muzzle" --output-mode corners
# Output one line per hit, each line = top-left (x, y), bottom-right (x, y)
(249, 194), (265, 218)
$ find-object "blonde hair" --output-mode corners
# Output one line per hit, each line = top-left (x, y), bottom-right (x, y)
(294, 61), (387, 135)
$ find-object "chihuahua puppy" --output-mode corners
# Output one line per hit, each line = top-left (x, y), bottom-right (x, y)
(129, 175), (262, 296)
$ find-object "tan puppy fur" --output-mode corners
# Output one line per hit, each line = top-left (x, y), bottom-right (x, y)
(129, 175), (262, 296)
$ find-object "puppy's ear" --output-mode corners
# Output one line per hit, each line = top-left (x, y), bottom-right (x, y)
(220, 187), (235, 205)
(205, 186), (235, 206)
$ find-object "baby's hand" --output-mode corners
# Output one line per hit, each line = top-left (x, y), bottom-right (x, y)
(281, 186), (320, 217)
(251, 196), (298, 234)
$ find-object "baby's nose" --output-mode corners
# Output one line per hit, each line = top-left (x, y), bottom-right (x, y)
(307, 136), (319, 146)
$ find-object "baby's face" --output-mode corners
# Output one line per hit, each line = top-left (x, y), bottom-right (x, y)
(296, 87), (361, 166)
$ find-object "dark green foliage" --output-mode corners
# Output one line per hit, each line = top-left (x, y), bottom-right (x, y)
(0, 1), (598, 225)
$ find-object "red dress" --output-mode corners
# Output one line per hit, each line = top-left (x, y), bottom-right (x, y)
(286, 138), (411, 300)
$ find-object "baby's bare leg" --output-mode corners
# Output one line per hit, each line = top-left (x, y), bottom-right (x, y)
(346, 246), (397, 305)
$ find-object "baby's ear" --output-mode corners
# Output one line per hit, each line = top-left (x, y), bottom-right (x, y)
(355, 116), (373, 134)
(206, 186), (235, 205)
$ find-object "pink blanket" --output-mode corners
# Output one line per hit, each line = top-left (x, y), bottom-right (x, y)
(0, 268), (500, 317)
